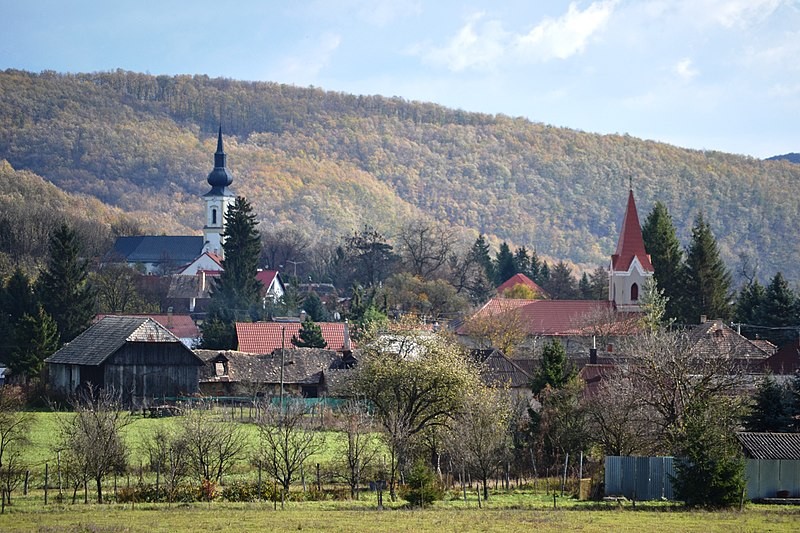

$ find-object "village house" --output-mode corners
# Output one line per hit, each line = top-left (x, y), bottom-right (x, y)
(45, 316), (204, 403)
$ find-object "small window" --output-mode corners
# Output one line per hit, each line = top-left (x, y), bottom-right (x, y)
(630, 283), (639, 301)
(215, 362), (226, 376)
(212, 208), (217, 225)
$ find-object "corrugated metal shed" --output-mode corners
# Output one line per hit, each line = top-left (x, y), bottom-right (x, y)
(737, 432), (800, 460)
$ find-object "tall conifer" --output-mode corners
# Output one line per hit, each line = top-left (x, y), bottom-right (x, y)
(683, 214), (732, 323)
(642, 202), (685, 322)
(37, 224), (95, 342)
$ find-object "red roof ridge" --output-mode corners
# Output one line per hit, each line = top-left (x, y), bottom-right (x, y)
(496, 273), (548, 298)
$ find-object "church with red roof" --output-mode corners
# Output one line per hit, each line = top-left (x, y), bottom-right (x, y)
(609, 189), (654, 312)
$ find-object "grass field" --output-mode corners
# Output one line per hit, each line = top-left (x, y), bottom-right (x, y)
(0, 499), (798, 532)
(10, 411), (800, 531)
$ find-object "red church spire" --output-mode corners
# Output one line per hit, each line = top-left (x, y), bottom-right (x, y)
(611, 189), (653, 272)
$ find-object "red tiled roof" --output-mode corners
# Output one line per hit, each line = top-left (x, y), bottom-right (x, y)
(496, 273), (548, 298)
(95, 313), (199, 339)
(236, 322), (353, 353)
(459, 298), (635, 336)
(611, 190), (654, 273)
(256, 270), (279, 287)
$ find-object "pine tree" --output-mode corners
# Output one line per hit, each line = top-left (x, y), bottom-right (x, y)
(9, 306), (60, 382)
(291, 318), (328, 348)
(682, 214), (732, 324)
(756, 272), (799, 346)
(587, 265), (608, 300)
(201, 196), (263, 349)
(514, 246), (540, 280)
(470, 234), (494, 285)
(744, 377), (794, 432)
(536, 262), (551, 288)
(546, 261), (578, 299)
(493, 242), (516, 286)
(213, 196), (263, 314)
(531, 339), (574, 395)
(734, 279), (765, 339)
(37, 224), (95, 343)
(301, 291), (329, 322)
(642, 202), (686, 322)
(579, 273), (592, 299)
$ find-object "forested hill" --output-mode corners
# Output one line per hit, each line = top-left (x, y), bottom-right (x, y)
(1, 69), (799, 282)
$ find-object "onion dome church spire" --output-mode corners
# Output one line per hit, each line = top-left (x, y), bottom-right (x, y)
(206, 126), (233, 193)
(202, 126), (235, 257)
(609, 187), (654, 311)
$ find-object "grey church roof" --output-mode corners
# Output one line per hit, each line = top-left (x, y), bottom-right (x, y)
(46, 316), (186, 366)
(110, 236), (204, 265)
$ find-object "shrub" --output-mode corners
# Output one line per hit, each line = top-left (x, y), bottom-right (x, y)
(221, 481), (276, 502)
(400, 461), (444, 507)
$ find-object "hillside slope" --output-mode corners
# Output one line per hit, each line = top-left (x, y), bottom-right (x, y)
(1, 69), (798, 282)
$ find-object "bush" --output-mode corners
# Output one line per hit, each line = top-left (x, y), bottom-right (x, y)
(116, 483), (200, 503)
(400, 461), (444, 507)
(221, 481), (276, 502)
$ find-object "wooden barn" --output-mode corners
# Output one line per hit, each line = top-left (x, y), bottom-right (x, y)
(46, 315), (204, 403)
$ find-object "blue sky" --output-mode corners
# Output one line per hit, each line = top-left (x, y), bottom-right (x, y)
(2, 0), (799, 158)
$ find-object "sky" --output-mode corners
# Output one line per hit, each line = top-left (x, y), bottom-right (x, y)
(2, 0), (799, 158)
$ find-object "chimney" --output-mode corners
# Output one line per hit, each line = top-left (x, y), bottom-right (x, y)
(700, 315), (707, 324)
(342, 319), (352, 354)
(589, 348), (598, 365)
(299, 310), (307, 322)
(200, 270), (206, 292)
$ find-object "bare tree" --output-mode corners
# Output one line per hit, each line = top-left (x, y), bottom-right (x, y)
(583, 369), (660, 456)
(619, 327), (748, 452)
(334, 400), (380, 499)
(261, 227), (311, 275)
(56, 387), (130, 503)
(447, 385), (512, 501)
(142, 427), (190, 501)
(252, 400), (325, 496)
(0, 387), (29, 506)
(180, 406), (246, 485)
(397, 220), (457, 280)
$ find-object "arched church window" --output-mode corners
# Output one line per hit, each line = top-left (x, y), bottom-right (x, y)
(630, 282), (639, 301)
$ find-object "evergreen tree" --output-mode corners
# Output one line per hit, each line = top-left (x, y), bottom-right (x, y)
(756, 272), (799, 346)
(546, 261), (578, 299)
(291, 318), (328, 348)
(301, 291), (329, 322)
(744, 377), (794, 432)
(470, 234), (494, 286)
(213, 196), (263, 314)
(578, 273), (592, 299)
(37, 223), (95, 343)
(3, 268), (38, 324)
(642, 202), (686, 322)
(587, 265), (608, 300)
(531, 339), (574, 395)
(493, 242), (516, 286)
(672, 403), (746, 508)
(682, 214), (732, 324)
(536, 262), (551, 288)
(201, 196), (263, 349)
(513, 246), (539, 281)
(734, 280), (765, 339)
(9, 306), (60, 382)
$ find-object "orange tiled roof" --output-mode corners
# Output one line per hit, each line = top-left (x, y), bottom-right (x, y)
(236, 321), (353, 353)
(459, 298), (637, 336)
(496, 273), (548, 298)
(611, 190), (654, 273)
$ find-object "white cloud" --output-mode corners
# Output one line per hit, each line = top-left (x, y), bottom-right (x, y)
(514, 0), (618, 61)
(415, 1), (618, 72)
(277, 33), (342, 85)
(673, 57), (698, 81)
(672, 0), (785, 29)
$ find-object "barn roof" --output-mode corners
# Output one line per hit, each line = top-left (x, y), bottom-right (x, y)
(95, 314), (199, 340)
(736, 432), (800, 460)
(687, 319), (772, 361)
(46, 316), (194, 366)
(236, 322), (354, 353)
(474, 349), (532, 389)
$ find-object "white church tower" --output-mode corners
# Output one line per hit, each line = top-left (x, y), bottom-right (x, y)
(203, 127), (235, 258)
(609, 188), (654, 312)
